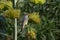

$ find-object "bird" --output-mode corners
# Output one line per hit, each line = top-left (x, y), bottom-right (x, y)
(20, 12), (29, 32)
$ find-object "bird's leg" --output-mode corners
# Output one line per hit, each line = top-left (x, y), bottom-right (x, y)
(20, 25), (25, 32)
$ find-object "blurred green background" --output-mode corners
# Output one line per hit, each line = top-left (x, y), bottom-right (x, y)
(0, 0), (60, 40)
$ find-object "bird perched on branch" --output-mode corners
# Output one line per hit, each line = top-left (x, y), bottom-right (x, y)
(20, 12), (29, 32)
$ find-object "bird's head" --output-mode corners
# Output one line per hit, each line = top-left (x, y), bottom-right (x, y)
(23, 12), (28, 15)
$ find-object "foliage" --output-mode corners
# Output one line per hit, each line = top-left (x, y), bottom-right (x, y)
(0, 0), (60, 40)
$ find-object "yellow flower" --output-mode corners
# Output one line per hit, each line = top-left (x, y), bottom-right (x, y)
(6, 1), (13, 8)
(34, 0), (39, 4)
(0, 1), (12, 8)
(3, 9), (21, 18)
(13, 9), (20, 18)
(27, 27), (36, 39)
(30, 0), (39, 4)
(31, 29), (35, 34)
(29, 12), (41, 24)
(38, 0), (46, 4)
(30, 0), (35, 3)
(0, 4), (4, 9)
(30, 0), (46, 4)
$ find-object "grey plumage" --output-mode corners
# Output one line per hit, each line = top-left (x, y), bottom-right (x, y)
(20, 12), (28, 32)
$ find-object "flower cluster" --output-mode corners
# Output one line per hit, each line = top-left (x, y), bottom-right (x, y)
(27, 27), (36, 39)
(6, 1), (13, 8)
(3, 9), (21, 18)
(29, 12), (41, 24)
(0, 4), (4, 10)
(30, 0), (46, 4)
